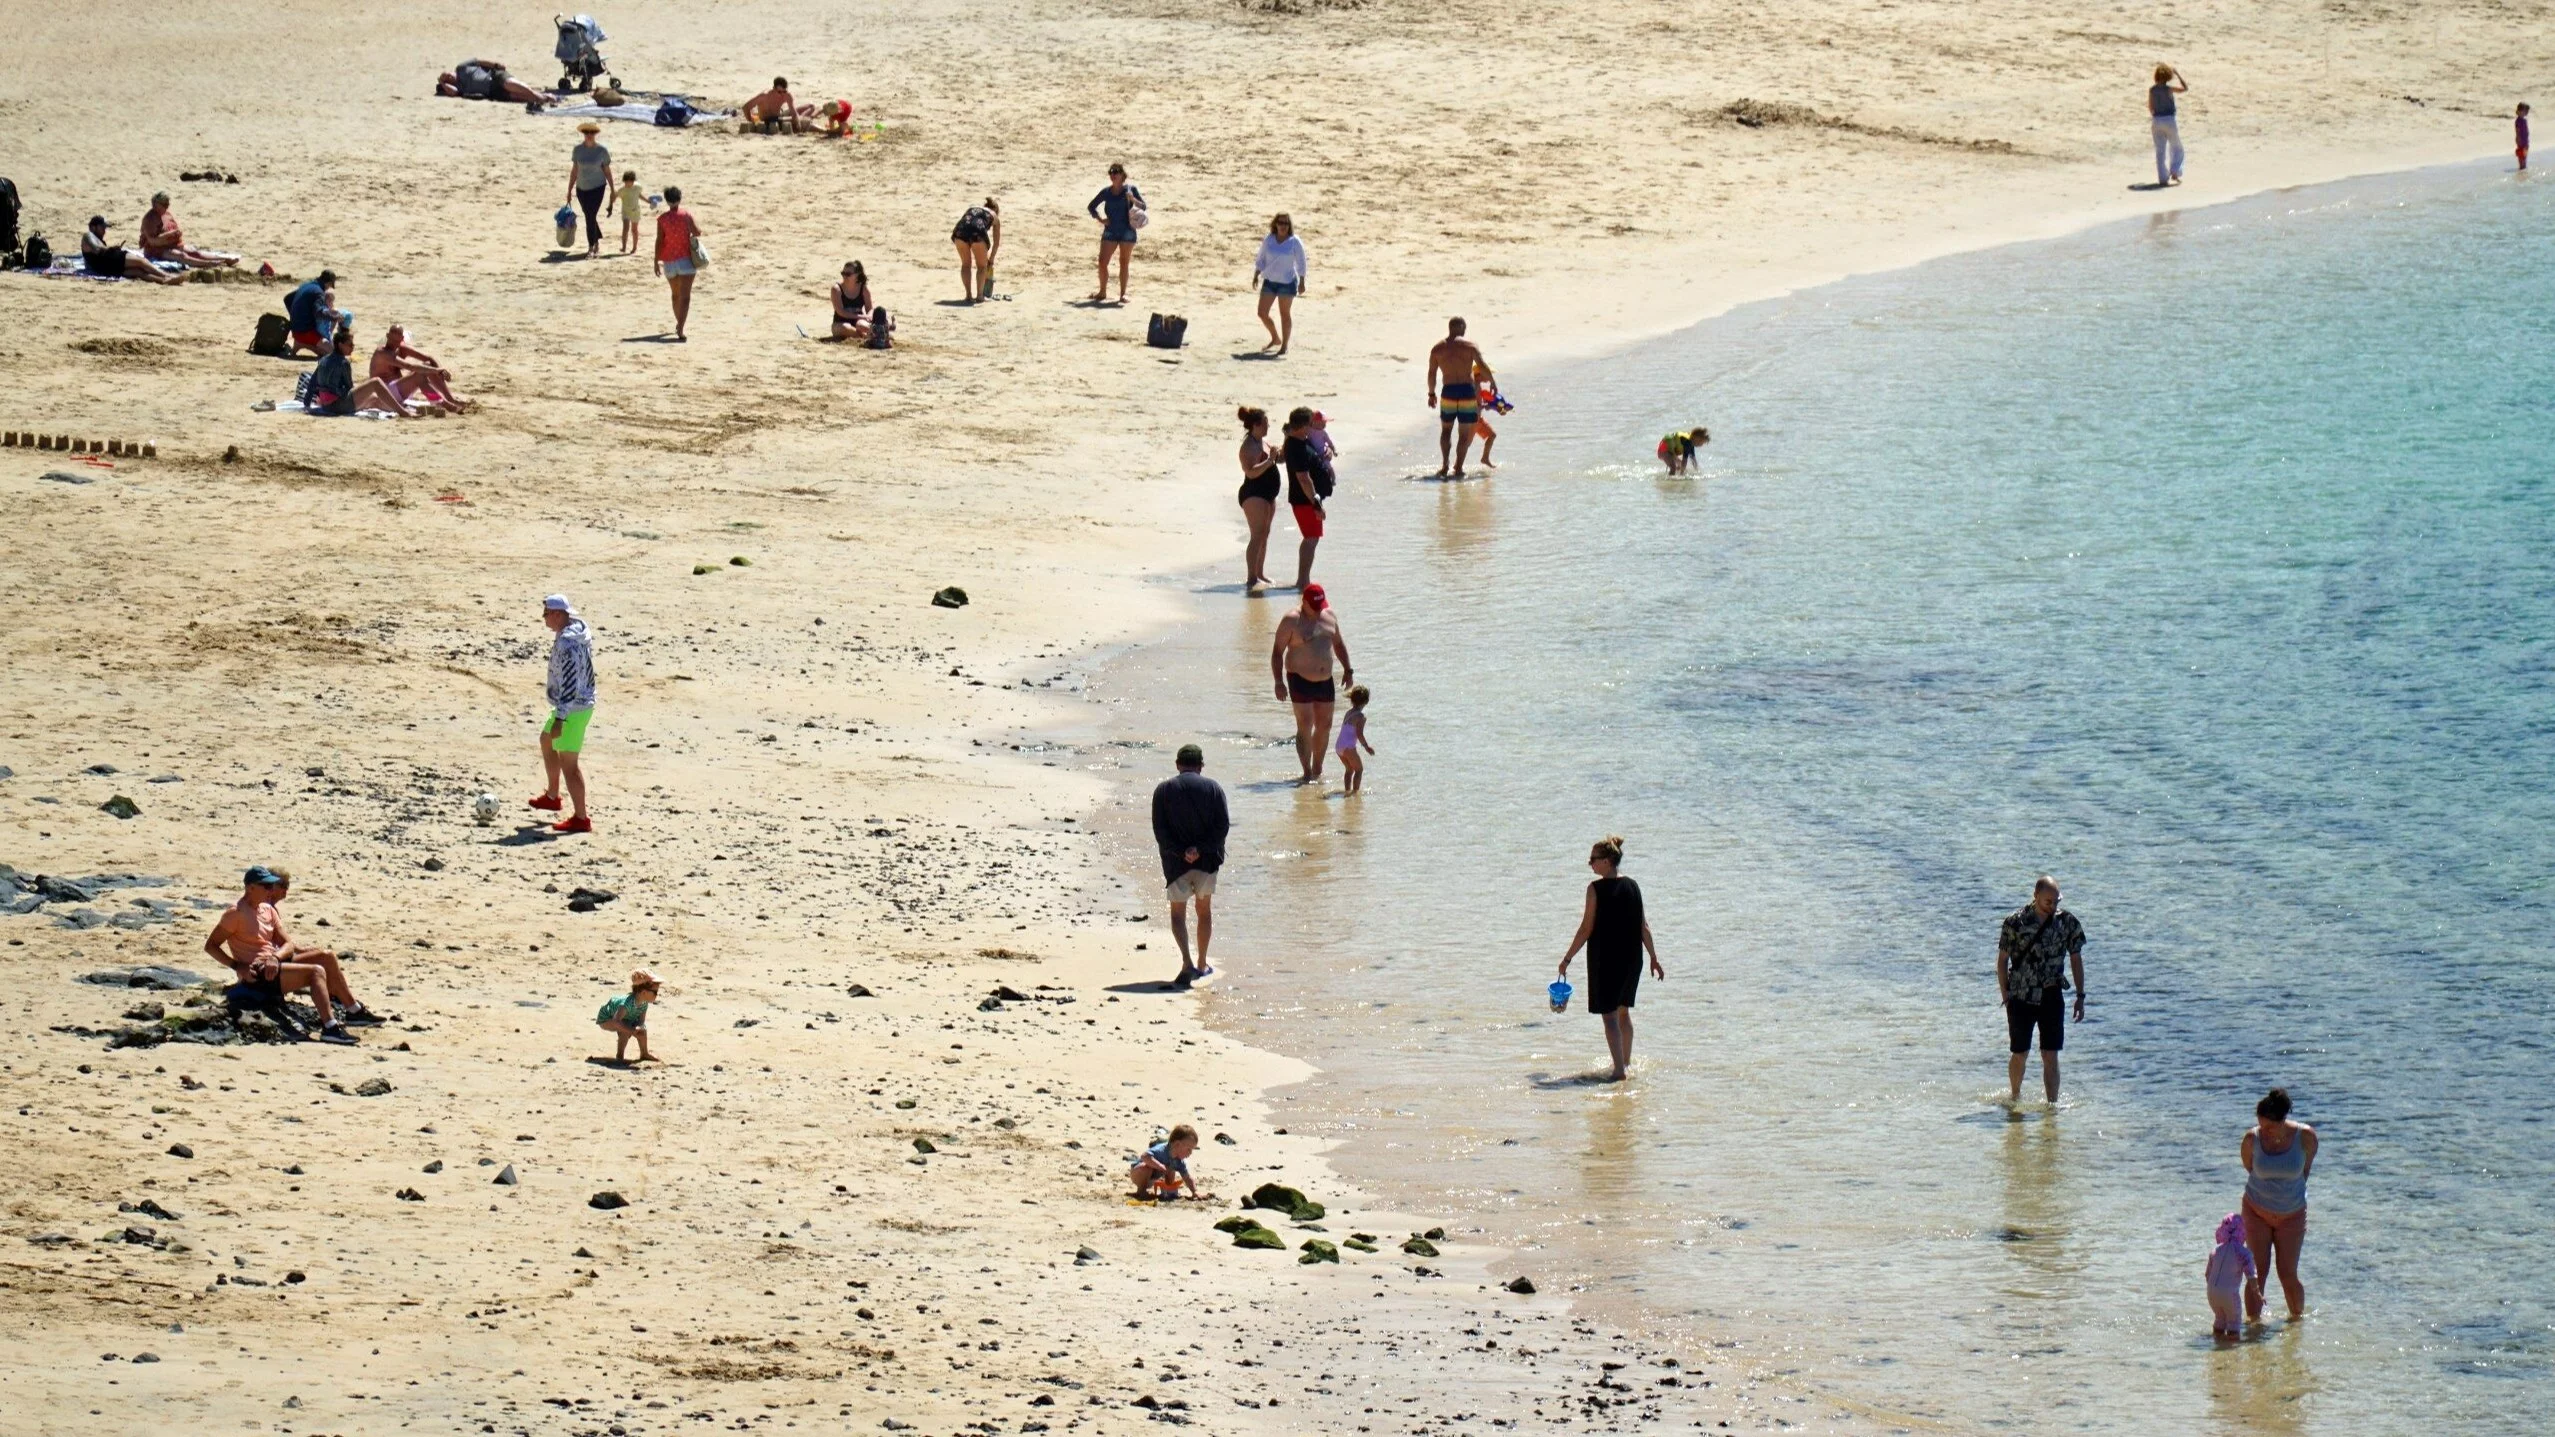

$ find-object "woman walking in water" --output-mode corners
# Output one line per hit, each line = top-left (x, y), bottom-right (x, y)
(2149, 63), (2188, 187)
(1557, 836), (1663, 1082)
(1235, 406), (1280, 593)
(2240, 1087), (2317, 1322)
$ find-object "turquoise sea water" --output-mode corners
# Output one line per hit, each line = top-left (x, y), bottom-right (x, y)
(1096, 162), (2552, 1433)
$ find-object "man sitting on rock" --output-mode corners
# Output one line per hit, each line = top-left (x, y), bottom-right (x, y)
(203, 865), (377, 1043)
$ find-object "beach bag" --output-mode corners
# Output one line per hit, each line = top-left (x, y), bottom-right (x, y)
(292, 367), (319, 404)
(1131, 195), (1149, 231)
(654, 96), (695, 128)
(554, 205), (578, 248)
(866, 305), (893, 349)
(23, 233), (50, 270)
(249, 312), (291, 357)
(456, 61), (496, 99)
(1145, 312), (1186, 349)
(687, 228), (709, 269)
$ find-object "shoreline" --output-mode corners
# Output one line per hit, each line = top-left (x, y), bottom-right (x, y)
(1059, 140), (2525, 1430)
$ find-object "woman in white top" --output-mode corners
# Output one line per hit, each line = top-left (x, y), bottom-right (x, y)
(1253, 213), (1307, 355)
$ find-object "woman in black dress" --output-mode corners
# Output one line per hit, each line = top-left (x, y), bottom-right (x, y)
(1557, 835), (1662, 1081)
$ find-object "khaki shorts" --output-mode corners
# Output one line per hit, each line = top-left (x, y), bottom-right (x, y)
(1165, 870), (1217, 902)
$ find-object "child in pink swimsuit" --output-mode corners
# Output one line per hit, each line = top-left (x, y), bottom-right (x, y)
(2205, 1210), (2254, 1337)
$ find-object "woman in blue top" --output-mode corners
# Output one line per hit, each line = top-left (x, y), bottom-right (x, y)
(2148, 63), (2188, 187)
(2239, 1086), (2317, 1321)
(1087, 163), (1143, 304)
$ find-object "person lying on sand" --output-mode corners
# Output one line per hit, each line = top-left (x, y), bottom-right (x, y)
(139, 193), (236, 269)
(204, 865), (378, 1043)
(741, 77), (811, 134)
(371, 324), (470, 412)
(78, 216), (185, 284)
(1130, 1125), (1201, 1200)
(437, 60), (548, 107)
(595, 969), (660, 1063)
(307, 328), (418, 417)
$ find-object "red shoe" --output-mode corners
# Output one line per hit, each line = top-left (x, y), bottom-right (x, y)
(553, 816), (592, 834)
(528, 794), (564, 811)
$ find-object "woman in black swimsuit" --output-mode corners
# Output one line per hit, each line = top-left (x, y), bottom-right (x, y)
(1235, 406), (1280, 593)
(830, 261), (873, 342)
(1557, 835), (1663, 1082)
(951, 197), (1000, 303)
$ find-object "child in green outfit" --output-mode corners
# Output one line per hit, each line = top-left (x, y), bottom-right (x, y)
(596, 968), (660, 1062)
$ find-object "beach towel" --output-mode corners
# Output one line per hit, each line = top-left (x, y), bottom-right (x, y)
(547, 97), (732, 126)
(254, 398), (402, 421)
(23, 254), (182, 281)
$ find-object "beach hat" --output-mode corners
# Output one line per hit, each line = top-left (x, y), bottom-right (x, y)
(243, 865), (284, 888)
(630, 968), (659, 989)
(543, 594), (573, 612)
(577, 120), (601, 133)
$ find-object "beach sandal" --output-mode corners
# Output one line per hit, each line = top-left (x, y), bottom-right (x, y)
(553, 816), (593, 834)
(315, 1024), (357, 1046)
(528, 794), (564, 811)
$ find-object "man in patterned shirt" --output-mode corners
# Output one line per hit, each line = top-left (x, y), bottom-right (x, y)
(530, 594), (596, 834)
(1996, 875), (2085, 1103)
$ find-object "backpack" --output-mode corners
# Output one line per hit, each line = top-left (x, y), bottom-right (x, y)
(1145, 312), (1186, 349)
(23, 232), (50, 270)
(1311, 449), (1336, 500)
(249, 312), (291, 357)
(866, 305), (894, 349)
(455, 61), (495, 99)
(654, 96), (695, 128)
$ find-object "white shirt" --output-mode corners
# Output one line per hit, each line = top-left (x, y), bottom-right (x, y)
(1254, 233), (1308, 287)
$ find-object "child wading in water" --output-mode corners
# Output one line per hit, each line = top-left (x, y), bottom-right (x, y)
(2519, 103), (2532, 171)
(2205, 1211), (2255, 1338)
(1658, 426), (1711, 475)
(596, 969), (660, 1062)
(1130, 1124), (1200, 1200)
(1336, 684), (1375, 793)
(612, 170), (646, 254)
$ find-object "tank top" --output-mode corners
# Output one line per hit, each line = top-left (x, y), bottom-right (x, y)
(2150, 83), (2177, 118)
(2246, 1125), (2308, 1214)
(1588, 876), (1644, 963)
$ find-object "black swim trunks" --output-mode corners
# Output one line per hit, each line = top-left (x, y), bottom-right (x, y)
(2006, 993), (2065, 1054)
(1286, 672), (1336, 704)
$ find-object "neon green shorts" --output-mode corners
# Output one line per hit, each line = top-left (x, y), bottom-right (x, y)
(546, 707), (594, 754)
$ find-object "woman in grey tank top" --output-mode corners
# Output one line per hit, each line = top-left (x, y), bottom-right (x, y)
(2239, 1086), (2317, 1321)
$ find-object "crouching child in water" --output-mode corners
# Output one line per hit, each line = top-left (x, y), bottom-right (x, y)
(2206, 1210), (2254, 1338)
(597, 969), (661, 1063)
(1130, 1124), (1201, 1200)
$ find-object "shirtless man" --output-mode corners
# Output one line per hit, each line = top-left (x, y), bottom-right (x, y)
(370, 325), (469, 413)
(138, 193), (236, 269)
(1426, 317), (1495, 478)
(203, 866), (374, 1043)
(1271, 583), (1355, 784)
(742, 77), (810, 134)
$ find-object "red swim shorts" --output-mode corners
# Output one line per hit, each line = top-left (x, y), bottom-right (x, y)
(1291, 502), (1325, 538)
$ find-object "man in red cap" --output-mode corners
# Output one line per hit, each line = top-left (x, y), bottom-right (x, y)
(1271, 583), (1354, 784)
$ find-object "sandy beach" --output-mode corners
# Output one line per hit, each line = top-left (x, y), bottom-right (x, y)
(1, 2), (2541, 1432)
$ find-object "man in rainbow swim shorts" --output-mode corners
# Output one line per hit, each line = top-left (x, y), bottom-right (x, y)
(530, 594), (597, 834)
(1426, 316), (1496, 479)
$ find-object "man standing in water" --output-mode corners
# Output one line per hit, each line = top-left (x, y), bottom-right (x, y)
(530, 594), (596, 833)
(1996, 875), (2086, 1103)
(1272, 583), (1354, 784)
(1151, 744), (1230, 989)
(1426, 317), (1495, 478)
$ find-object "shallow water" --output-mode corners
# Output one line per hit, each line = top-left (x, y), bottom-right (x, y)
(1092, 162), (2554, 1433)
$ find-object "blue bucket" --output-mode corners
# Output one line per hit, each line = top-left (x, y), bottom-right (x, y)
(1547, 979), (1573, 1013)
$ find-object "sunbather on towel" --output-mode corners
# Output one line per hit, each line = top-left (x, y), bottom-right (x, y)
(438, 59), (548, 107)
(79, 217), (185, 284)
(139, 193), (237, 269)
(371, 325), (470, 413)
(308, 328), (417, 417)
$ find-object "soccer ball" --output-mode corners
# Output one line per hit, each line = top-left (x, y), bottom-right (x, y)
(472, 792), (502, 826)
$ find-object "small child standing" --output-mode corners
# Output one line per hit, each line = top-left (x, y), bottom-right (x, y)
(596, 968), (660, 1063)
(2519, 104), (2532, 171)
(612, 170), (646, 254)
(1336, 684), (1374, 794)
(2205, 1210), (2254, 1338)
(1129, 1124), (1200, 1200)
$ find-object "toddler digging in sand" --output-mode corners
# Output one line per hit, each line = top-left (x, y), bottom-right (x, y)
(596, 968), (660, 1063)
(1130, 1124), (1200, 1200)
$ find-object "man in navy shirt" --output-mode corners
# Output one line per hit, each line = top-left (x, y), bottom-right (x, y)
(1150, 743), (1229, 988)
(284, 270), (344, 357)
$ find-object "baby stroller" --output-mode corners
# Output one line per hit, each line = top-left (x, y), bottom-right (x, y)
(553, 14), (610, 93)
